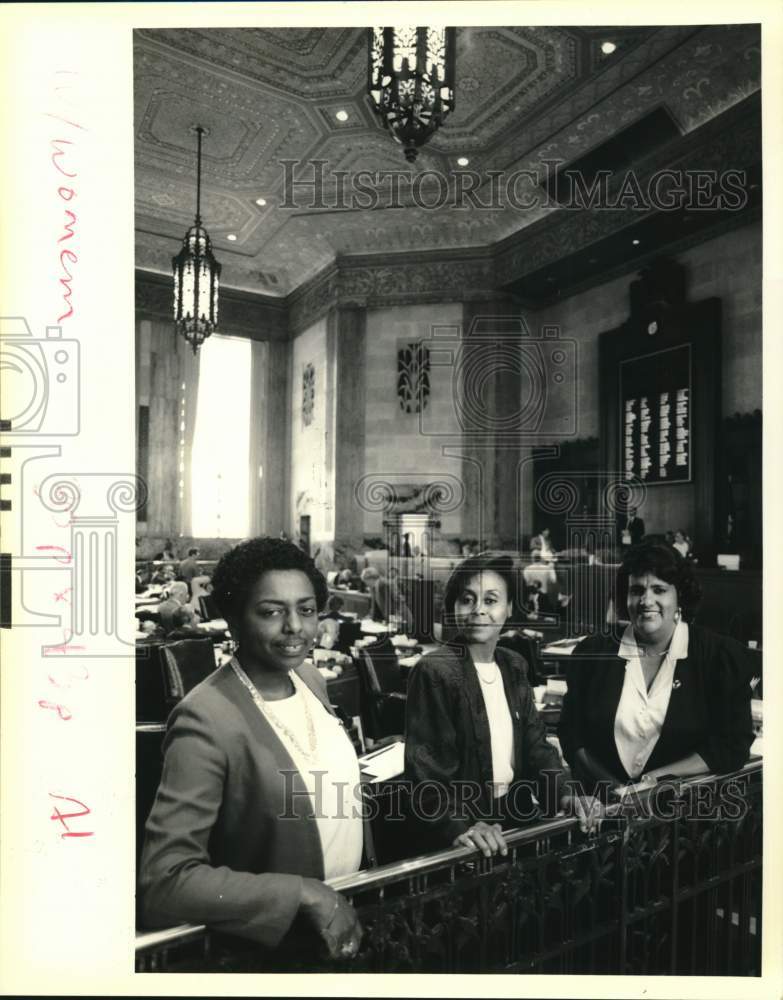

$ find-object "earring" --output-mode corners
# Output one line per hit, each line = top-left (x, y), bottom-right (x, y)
(674, 607), (682, 623)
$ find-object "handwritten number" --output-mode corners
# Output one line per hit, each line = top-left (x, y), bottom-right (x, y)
(49, 793), (93, 838)
(38, 699), (72, 721)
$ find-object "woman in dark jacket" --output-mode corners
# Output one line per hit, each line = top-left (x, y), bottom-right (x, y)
(558, 543), (754, 795)
(405, 553), (600, 858)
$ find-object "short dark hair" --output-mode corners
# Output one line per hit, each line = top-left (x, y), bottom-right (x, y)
(187, 547), (199, 556)
(211, 536), (328, 624)
(616, 542), (701, 620)
(443, 553), (519, 616)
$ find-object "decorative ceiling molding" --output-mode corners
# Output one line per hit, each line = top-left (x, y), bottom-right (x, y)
(492, 93), (761, 286)
(134, 24), (760, 296)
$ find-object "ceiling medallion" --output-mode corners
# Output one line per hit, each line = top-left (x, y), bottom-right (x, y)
(172, 125), (221, 354)
(368, 27), (456, 162)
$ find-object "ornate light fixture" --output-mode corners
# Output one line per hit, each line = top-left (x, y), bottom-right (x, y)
(368, 27), (456, 162)
(172, 125), (221, 353)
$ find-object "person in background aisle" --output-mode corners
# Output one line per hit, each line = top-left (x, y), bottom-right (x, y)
(179, 547), (201, 585)
(672, 530), (691, 559)
(623, 509), (645, 547)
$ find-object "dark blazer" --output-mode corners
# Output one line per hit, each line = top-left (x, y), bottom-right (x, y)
(404, 642), (564, 849)
(558, 625), (754, 787)
(139, 661), (362, 948)
(628, 516), (645, 545)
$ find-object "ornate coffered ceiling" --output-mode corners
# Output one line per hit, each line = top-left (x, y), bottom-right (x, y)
(134, 23), (760, 297)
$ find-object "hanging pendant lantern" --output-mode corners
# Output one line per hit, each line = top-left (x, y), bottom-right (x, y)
(368, 27), (456, 163)
(172, 125), (221, 353)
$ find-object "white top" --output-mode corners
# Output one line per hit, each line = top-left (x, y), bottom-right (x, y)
(235, 665), (363, 879)
(473, 659), (515, 797)
(614, 621), (690, 779)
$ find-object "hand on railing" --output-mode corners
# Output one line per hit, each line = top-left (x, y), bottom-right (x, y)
(560, 793), (604, 835)
(454, 821), (508, 858)
(299, 879), (363, 961)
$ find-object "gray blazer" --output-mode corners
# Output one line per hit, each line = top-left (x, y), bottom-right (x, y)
(139, 660), (361, 948)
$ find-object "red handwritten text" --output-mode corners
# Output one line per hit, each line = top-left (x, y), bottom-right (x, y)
(49, 792), (93, 839)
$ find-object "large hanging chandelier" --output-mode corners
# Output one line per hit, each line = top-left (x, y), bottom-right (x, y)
(172, 125), (221, 353)
(368, 27), (456, 163)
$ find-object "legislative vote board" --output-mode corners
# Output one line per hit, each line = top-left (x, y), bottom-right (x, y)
(620, 343), (692, 484)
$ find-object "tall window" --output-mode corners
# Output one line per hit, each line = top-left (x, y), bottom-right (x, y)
(191, 334), (251, 538)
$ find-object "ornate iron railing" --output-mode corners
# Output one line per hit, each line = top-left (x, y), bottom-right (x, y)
(136, 759), (761, 974)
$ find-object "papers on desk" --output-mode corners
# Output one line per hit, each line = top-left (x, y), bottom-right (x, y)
(390, 634), (417, 649)
(359, 740), (405, 783)
(360, 619), (388, 635)
(197, 618), (228, 632)
(541, 636), (587, 656)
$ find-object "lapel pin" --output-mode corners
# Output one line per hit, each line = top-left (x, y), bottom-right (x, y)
(672, 679), (682, 689)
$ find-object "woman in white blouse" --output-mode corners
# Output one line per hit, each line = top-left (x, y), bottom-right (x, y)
(405, 554), (602, 859)
(558, 543), (754, 794)
(140, 537), (364, 962)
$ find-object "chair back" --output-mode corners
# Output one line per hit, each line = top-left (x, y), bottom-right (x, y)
(160, 638), (218, 706)
(336, 619), (362, 654)
(198, 593), (222, 622)
(496, 633), (541, 687)
(363, 636), (403, 694)
(355, 636), (406, 740)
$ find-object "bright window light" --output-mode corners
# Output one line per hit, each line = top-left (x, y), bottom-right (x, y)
(191, 334), (251, 538)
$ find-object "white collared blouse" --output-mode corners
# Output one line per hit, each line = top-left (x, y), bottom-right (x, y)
(613, 621), (689, 779)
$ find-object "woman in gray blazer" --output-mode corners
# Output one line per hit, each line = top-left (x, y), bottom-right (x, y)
(139, 537), (364, 961)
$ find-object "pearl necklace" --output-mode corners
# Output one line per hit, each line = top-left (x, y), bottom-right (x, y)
(474, 660), (499, 685)
(231, 660), (317, 761)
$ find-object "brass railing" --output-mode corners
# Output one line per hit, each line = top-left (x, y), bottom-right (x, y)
(136, 759), (762, 974)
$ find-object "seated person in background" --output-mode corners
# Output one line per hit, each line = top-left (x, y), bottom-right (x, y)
(529, 527), (556, 563)
(524, 579), (553, 617)
(139, 537), (364, 962)
(334, 568), (359, 591)
(150, 564), (177, 587)
(623, 509), (645, 547)
(154, 538), (178, 562)
(164, 605), (206, 641)
(190, 574), (213, 603)
(360, 567), (413, 632)
(316, 617), (340, 650)
(156, 581), (199, 635)
(323, 595), (350, 622)
(672, 530), (691, 559)
(178, 547), (201, 585)
(558, 543), (754, 796)
(405, 553), (602, 856)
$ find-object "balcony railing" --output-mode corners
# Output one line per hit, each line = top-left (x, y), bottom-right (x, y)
(136, 759), (762, 974)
